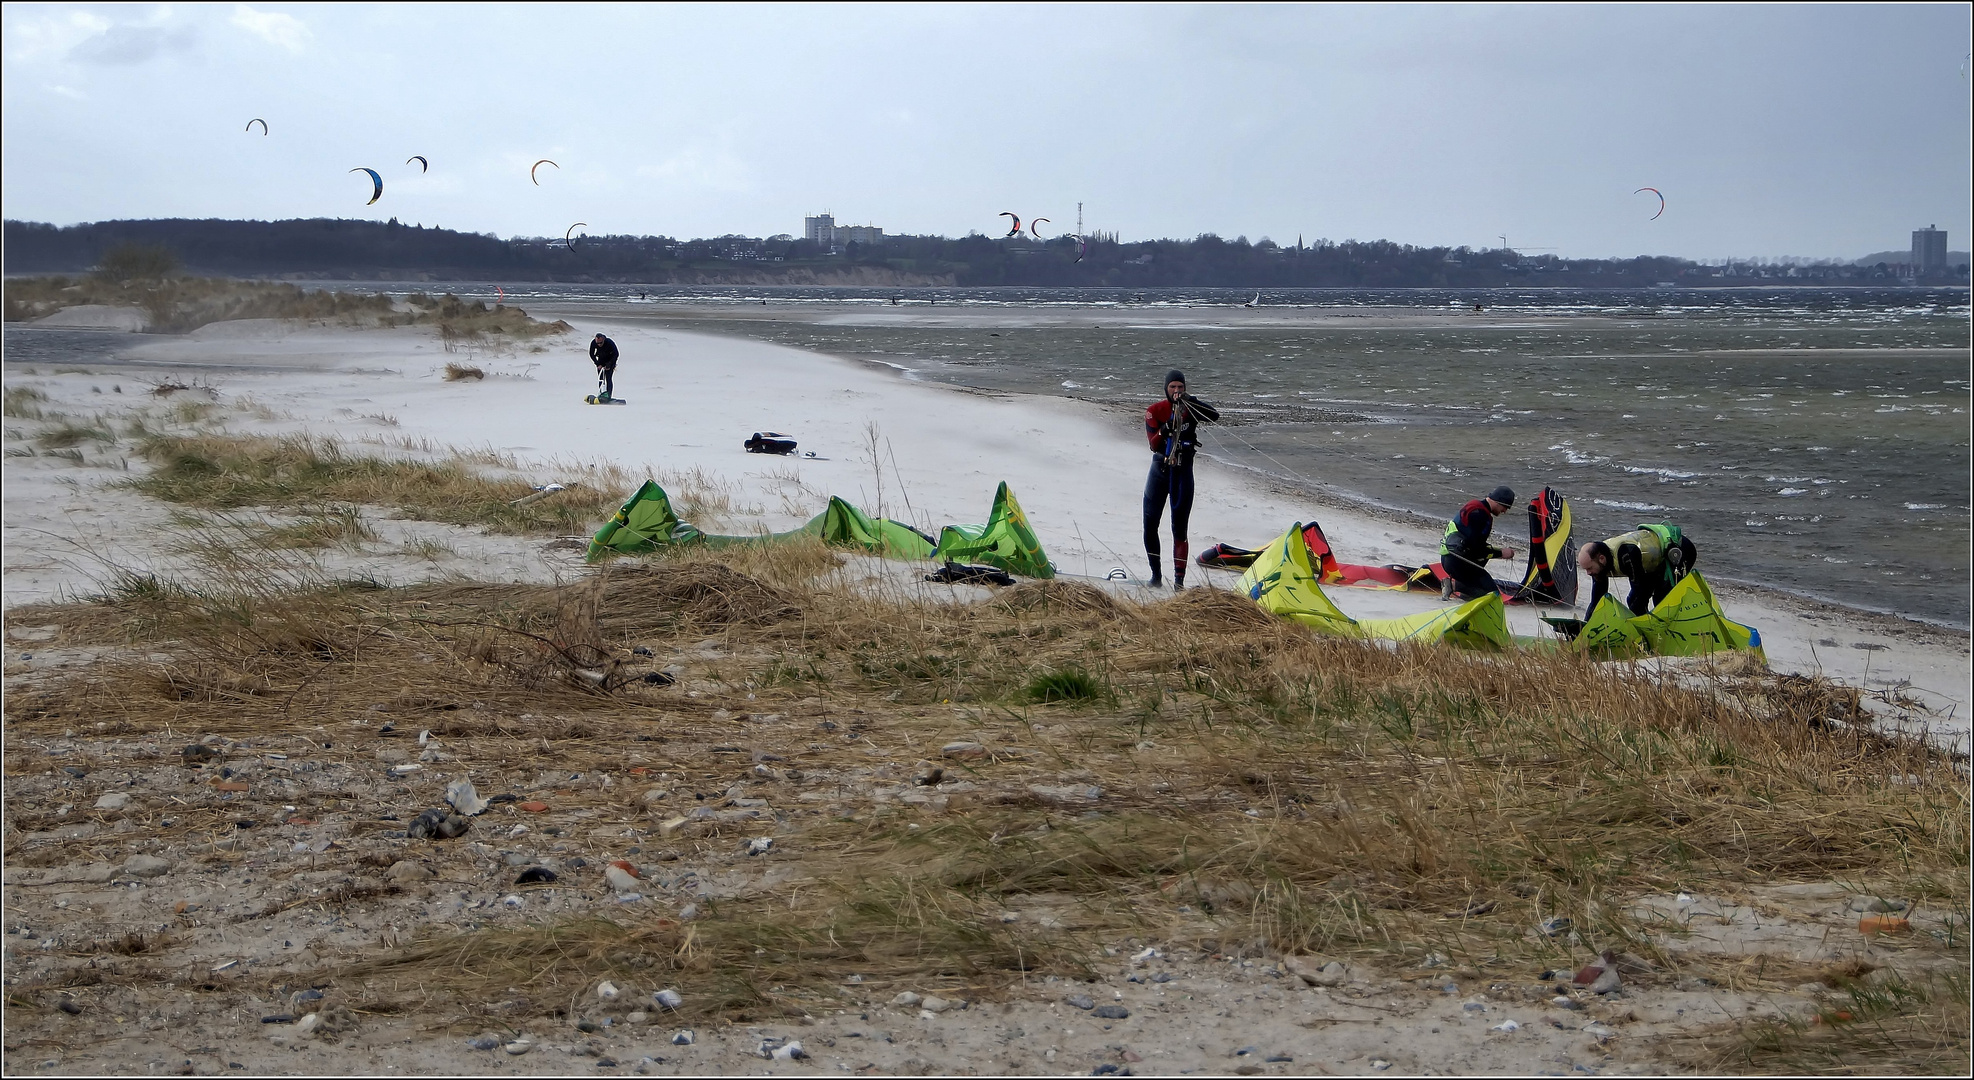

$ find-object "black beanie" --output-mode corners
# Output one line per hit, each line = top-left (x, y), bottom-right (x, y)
(1487, 485), (1516, 506)
(1164, 369), (1187, 387)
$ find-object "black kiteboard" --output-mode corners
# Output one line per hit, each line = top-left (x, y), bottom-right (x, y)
(585, 396), (628, 405)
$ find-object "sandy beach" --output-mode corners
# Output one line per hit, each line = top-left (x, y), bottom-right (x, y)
(2, 309), (1968, 1076)
(7, 310), (1967, 745)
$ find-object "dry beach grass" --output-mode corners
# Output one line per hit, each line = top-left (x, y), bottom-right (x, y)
(5, 531), (1966, 1071)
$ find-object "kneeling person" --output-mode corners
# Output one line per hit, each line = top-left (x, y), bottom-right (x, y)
(1577, 524), (1696, 616)
(1438, 486), (1517, 600)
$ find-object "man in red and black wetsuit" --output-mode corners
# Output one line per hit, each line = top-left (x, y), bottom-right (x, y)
(1438, 485), (1517, 600)
(1143, 369), (1220, 589)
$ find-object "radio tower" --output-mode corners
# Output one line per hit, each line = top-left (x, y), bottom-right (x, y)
(1077, 202), (1083, 239)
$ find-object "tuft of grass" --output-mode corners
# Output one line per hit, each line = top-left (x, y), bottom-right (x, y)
(1700, 970), (1970, 1074)
(1024, 664), (1105, 704)
(442, 362), (485, 382)
(4, 386), (48, 419)
(35, 421), (117, 449)
(263, 506), (377, 551)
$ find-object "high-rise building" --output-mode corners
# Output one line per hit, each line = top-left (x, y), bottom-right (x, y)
(1912, 225), (1948, 273)
(804, 213), (835, 244)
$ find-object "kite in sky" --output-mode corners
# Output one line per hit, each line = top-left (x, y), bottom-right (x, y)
(532, 159), (559, 185)
(1634, 187), (1665, 220)
(351, 168), (382, 206)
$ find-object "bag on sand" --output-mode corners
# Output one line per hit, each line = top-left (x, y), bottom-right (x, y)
(745, 431), (798, 455)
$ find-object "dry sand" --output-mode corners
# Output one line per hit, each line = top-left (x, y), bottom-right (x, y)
(2, 313), (1968, 1076)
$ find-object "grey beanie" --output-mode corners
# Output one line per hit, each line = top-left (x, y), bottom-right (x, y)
(1486, 485), (1517, 506)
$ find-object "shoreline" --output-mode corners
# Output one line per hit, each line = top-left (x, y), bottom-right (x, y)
(4, 312), (1967, 743)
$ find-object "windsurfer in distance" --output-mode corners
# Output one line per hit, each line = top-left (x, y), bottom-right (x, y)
(1143, 369), (1220, 589)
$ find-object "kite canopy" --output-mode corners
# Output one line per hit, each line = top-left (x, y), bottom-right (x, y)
(999, 212), (1021, 238)
(802, 496), (937, 559)
(245, 118), (268, 135)
(1030, 217), (1049, 239)
(1233, 521), (1755, 657)
(1234, 523), (1356, 632)
(532, 159), (559, 185)
(1634, 186), (1665, 220)
(407, 155), (429, 172)
(565, 222), (587, 249)
(1573, 573), (1762, 659)
(931, 482), (1054, 578)
(350, 168), (383, 206)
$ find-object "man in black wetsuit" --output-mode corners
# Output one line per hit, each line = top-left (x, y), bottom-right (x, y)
(1143, 369), (1220, 589)
(1437, 486), (1517, 600)
(589, 333), (620, 400)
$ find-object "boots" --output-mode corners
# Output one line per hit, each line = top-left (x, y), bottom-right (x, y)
(1146, 552), (1163, 587)
(1173, 541), (1189, 590)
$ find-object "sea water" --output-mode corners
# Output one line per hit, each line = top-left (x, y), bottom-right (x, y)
(331, 283), (1974, 628)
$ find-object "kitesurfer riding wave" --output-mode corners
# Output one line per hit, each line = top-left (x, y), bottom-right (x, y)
(1143, 370), (1220, 589)
(1577, 524), (1696, 615)
(1439, 487), (1517, 600)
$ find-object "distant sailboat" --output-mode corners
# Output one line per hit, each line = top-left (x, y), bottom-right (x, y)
(1244, 291), (1261, 308)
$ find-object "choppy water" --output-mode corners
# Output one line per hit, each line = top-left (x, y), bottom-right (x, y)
(240, 285), (1974, 626)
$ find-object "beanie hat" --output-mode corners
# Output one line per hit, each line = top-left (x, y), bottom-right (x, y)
(1164, 369), (1187, 387)
(1486, 486), (1517, 507)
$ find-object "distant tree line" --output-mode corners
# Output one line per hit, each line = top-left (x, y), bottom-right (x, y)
(5, 217), (1966, 288)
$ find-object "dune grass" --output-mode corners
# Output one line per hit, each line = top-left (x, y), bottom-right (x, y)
(124, 432), (627, 536)
(4, 274), (572, 339)
(7, 539), (1964, 1052)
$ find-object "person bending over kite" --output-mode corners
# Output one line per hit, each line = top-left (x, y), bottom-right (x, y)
(1143, 369), (1220, 589)
(1577, 524), (1696, 615)
(1438, 487), (1517, 600)
(589, 333), (621, 401)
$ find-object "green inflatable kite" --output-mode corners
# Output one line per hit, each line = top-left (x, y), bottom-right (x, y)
(1233, 522), (1758, 657)
(931, 481), (1055, 579)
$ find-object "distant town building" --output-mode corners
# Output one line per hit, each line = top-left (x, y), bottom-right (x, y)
(803, 212), (884, 248)
(1912, 225), (1948, 274)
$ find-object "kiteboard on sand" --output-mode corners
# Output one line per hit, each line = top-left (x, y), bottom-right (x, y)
(584, 395), (627, 405)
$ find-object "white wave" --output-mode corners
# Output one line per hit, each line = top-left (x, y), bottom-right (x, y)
(1593, 498), (1668, 512)
(1905, 503), (1948, 510)
(1777, 488), (1810, 496)
(1622, 466), (1701, 479)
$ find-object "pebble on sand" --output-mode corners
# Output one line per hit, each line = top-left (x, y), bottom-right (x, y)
(383, 860), (435, 884)
(120, 854), (172, 879)
(654, 988), (684, 1010)
(93, 792), (130, 811)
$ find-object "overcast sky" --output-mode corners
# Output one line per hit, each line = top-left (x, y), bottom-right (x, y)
(4, 3), (1968, 260)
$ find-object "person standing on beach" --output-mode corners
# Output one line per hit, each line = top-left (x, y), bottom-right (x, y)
(1438, 486), (1517, 600)
(589, 332), (620, 401)
(1577, 524), (1696, 615)
(1143, 369), (1220, 589)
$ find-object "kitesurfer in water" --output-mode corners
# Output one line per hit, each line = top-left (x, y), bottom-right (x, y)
(1143, 370), (1220, 589)
(589, 333), (620, 401)
(1438, 487), (1517, 600)
(1577, 525), (1696, 615)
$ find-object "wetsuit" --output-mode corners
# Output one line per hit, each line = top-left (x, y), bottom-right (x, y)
(1586, 524), (1695, 615)
(589, 335), (620, 398)
(1438, 499), (1504, 598)
(1143, 394), (1220, 585)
